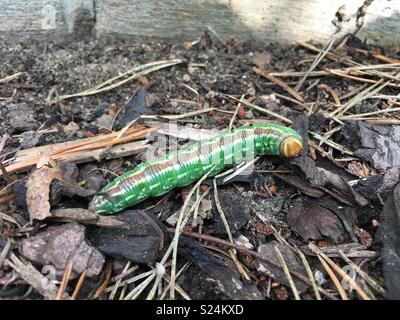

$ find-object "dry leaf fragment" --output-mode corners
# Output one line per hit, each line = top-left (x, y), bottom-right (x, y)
(26, 165), (62, 220)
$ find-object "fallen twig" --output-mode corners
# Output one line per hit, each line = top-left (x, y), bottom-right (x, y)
(310, 244), (371, 300)
(213, 179), (250, 280)
(319, 84), (341, 106)
(274, 246), (301, 300)
(295, 34), (340, 91)
(56, 261), (73, 300)
(49, 59), (182, 104)
(253, 67), (305, 103)
(71, 270), (87, 300)
(223, 94), (293, 125)
(169, 228), (337, 299)
(1, 125), (156, 177)
(0, 72), (23, 84)
(324, 68), (399, 87)
(92, 261), (113, 299)
(9, 253), (64, 300)
(339, 250), (387, 298)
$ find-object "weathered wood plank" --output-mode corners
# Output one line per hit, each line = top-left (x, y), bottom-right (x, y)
(0, 0), (399, 47)
(95, 0), (400, 46)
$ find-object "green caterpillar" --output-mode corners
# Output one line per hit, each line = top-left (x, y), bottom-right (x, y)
(89, 124), (303, 214)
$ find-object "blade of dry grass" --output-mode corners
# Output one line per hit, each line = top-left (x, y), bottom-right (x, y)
(274, 246), (301, 300)
(160, 263), (192, 300)
(213, 179), (250, 281)
(310, 244), (371, 300)
(223, 94), (293, 124)
(169, 170), (214, 299)
(339, 250), (387, 297)
(308, 131), (354, 155)
(294, 34), (339, 91)
(49, 59), (182, 104)
(105, 270), (154, 293)
(324, 68), (399, 87)
(229, 94), (245, 131)
(295, 247), (321, 300)
(92, 261), (113, 299)
(56, 261), (73, 300)
(124, 270), (157, 300)
(71, 270), (87, 300)
(172, 228), (338, 299)
(108, 262), (134, 300)
(316, 254), (348, 300)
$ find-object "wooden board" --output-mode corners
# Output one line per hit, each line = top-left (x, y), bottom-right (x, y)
(0, 0), (399, 47)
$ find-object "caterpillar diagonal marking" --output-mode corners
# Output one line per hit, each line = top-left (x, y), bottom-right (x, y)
(89, 124), (303, 214)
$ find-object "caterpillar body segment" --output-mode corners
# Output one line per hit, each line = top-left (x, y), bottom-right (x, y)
(89, 124), (303, 214)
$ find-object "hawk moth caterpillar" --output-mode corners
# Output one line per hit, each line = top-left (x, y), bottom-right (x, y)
(89, 124), (303, 214)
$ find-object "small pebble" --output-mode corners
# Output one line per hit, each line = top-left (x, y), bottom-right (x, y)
(63, 121), (80, 136)
(18, 130), (41, 149)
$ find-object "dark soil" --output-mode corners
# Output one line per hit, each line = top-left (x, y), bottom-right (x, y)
(1, 32), (398, 300)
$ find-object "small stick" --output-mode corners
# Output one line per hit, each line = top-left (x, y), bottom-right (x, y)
(0, 72), (23, 84)
(309, 131), (354, 155)
(9, 253), (63, 300)
(294, 34), (339, 91)
(256, 169), (292, 173)
(124, 271), (157, 300)
(354, 49), (400, 64)
(0, 211), (21, 226)
(366, 119), (400, 125)
(169, 171), (213, 299)
(92, 261), (113, 299)
(71, 270), (87, 300)
(339, 250), (387, 297)
(271, 92), (306, 107)
(222, 156), (259, 184)
(332, 80), (390, 118)
(213, 179), (250, 281)
(310, 244), (371, 300)
(274, 246), (301, 300)
(141, 108), (233, 121)
(1, 126), (154, 177)
(229, 94), (245, 131)
(324, 68), (399, 87)
(56, 261), (73, 300)
(223, 94), (293, 125)
(160, 263), (192, 300)
(253, 67), (305, 103)
(108, 262), (132, 300)
(105, 270), (154, 293)
(295, 247), (321, 300)
(50, 60), (182, 104)
(169, 228), (337, 299)
(316, 254), (348, 300)
(319, 84), (341, 106)
(0, 193), (16, 204)
(339, 107), (400, 119)
(0, 133), (10, 156)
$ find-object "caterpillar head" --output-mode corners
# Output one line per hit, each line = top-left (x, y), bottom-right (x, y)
(280, 135), (303, 158)
(89, 193), (119, 215)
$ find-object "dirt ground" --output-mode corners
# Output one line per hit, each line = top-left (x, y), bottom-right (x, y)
(0, 32), (399, 300)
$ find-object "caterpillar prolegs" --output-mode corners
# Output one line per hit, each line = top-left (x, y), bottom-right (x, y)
(89, 124), (303, 214)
